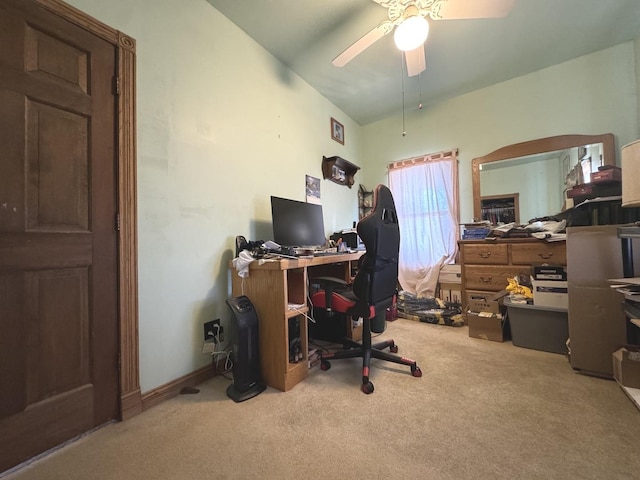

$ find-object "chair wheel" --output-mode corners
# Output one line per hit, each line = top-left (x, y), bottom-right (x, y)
(361, 382), (374, 394)
(320, 360), (331, 371)
(390, 345), (398, 353)
(411, 365), (422, 377)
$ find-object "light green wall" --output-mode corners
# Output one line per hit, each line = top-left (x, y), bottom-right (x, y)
(635, 38), (640, 135)
(67, 0), (362, 392)
(361, 42), (640, 223)
(65, 0), (640, 393)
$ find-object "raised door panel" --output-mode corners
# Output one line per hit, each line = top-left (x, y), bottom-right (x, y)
(26, 101), (89, 231)
(26, 269), (90, 404)
(24, 23), (89, 94)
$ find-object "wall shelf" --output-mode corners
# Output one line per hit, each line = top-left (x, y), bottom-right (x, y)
(358, 184), (373, 219)
(322, 156), (360, 188)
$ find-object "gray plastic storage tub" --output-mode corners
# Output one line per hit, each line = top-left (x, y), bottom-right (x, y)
(504, 297), (569, 354)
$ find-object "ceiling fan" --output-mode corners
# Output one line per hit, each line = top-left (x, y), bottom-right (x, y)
(332, 0), (515, 77)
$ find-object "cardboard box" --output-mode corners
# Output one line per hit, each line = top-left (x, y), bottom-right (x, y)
(612, 346), (640, 389)
(531, 277), (568, 309)
(466, 290), (504, 315)
(569, 285), (627, 377)
(439, 264), (461, 284)
(468, 312), (505, 342)
(533, 265), (566, 281)
(567, 225), (630, 377)
(438, 282), (461, 304)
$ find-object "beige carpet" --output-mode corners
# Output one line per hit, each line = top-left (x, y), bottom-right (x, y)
(4, 319), (640, 480)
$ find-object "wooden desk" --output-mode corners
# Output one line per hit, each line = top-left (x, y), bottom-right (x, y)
(229, 252), (363, 391)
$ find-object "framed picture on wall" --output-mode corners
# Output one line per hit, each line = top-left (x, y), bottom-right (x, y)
(331, 165), (346, 183)
(331, 117), (344, 145)
(306, 175), (321, 205)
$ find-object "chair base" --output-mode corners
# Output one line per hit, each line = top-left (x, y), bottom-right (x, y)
(319, 317), (421, 394)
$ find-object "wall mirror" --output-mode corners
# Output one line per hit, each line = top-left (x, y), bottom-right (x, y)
(472, 134), (615, 223)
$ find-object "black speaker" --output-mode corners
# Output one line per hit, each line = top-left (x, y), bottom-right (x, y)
(225, 296), (266, 402)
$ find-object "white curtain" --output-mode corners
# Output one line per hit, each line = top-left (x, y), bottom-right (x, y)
(388, 151), (459, 296)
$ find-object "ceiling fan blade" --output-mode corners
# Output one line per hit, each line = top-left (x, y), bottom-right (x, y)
(430, 0), (514, 20)
(332, 21), (394, 67)
(405, 44), (426, 77)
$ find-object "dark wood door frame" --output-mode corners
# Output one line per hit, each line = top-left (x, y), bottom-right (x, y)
(35, 0), (141, 420)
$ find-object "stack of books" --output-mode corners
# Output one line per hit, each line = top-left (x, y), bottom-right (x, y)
(489, 222), (515, 238)
(308, 348), (320, 369)
(505, 227), (530, 238)
(462, 221), (491, 240)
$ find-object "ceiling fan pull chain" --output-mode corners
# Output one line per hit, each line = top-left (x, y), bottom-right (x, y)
(401, 54), (405, 136)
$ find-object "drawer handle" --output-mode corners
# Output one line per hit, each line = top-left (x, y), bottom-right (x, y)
(538, 252), (553, 259)
(480, 276), (493, 283)
(479, 252), (492, 258)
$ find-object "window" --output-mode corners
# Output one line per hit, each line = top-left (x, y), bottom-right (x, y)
(388, 150), (459, 296)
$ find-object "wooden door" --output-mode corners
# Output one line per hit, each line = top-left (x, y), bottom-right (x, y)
(0, 0), (119, 471)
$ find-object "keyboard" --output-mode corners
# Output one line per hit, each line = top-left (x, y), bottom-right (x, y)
(280, 247), (348, 257)
(312, 251), (335, 257)
(313, 250), (352, 257)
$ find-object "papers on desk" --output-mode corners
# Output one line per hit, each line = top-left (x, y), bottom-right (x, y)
(609, 277), (640, 286)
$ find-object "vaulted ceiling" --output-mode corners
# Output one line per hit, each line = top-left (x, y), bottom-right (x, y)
(207, 0), (640, 126)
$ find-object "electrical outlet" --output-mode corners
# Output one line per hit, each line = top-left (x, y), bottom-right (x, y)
(203, 319), (221, 343)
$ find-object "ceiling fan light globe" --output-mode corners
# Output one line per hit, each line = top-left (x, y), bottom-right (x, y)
(394, 16), (429, 51)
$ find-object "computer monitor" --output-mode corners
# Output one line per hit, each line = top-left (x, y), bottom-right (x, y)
(270, 196), (326, 248)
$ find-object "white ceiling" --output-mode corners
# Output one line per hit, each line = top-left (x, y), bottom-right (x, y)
(206, 0), (640, 126)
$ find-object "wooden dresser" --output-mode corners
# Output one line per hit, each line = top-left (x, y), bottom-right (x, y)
(458, 238), (567, 311)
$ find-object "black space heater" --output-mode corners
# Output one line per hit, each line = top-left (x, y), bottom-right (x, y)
(225, 296), (266, 402)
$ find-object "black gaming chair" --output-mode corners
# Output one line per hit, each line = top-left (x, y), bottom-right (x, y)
(310, 184), (422, 394)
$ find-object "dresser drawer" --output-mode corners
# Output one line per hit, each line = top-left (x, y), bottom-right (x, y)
(461, 243), (509, 265)
(464, 265), (530, 291)
(510, 242), (566, 265)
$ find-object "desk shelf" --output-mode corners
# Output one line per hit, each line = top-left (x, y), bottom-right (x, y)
(286, 307), (307, 319)
(229, 252), (363, 392)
